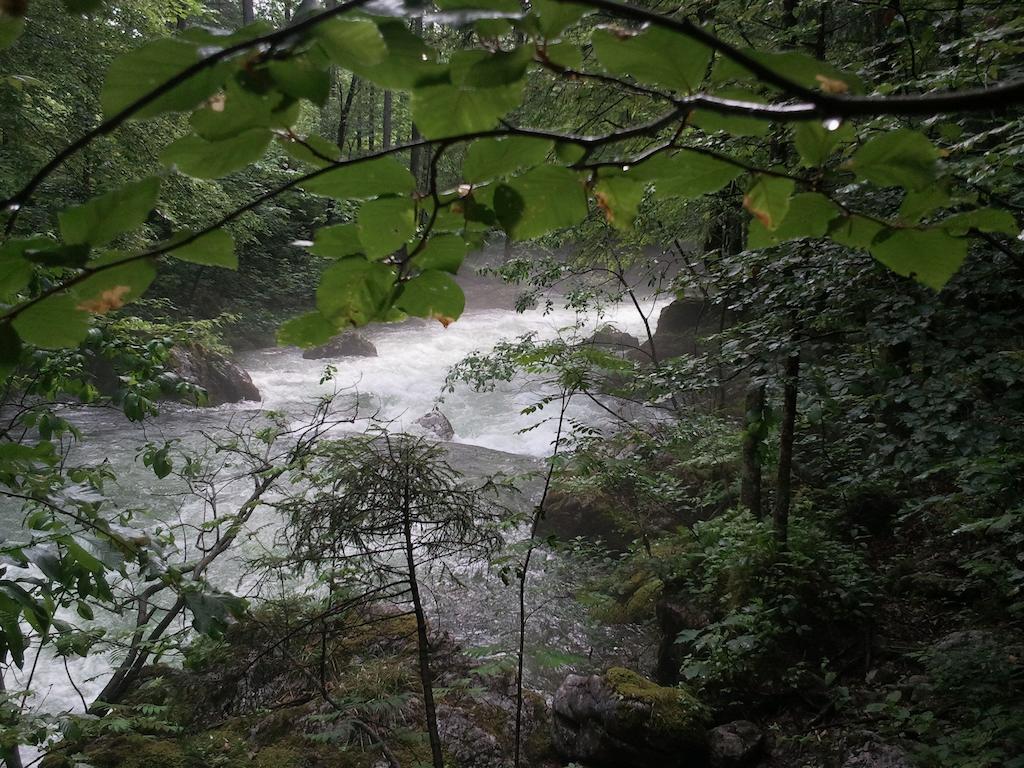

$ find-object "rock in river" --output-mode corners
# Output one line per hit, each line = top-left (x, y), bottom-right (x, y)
(301, 332), (377, 359)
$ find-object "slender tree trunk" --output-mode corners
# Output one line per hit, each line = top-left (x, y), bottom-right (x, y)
(337, 76), (359, 151)
(0, 672), (24, 768)
(402, 477), (444, 768)
(382, 90), (393, 150)
(740, 382), (765, 517)
(773, 352), (800, 546)
(241, 0), (254, 25)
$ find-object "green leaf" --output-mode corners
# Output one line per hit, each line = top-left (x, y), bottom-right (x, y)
(316, 258), (397, 327)
(278, 310), (337, 348)
(940, 208), (1018, 237)
(412, 79), (524, 139)
(594, 175), (645, 230)
(851, 129), (938, 191)
(494, 165), (587, 240)
(411, 235), (467, 274)
(631, 149), (743, 200)
(543, 41), (583, 69)
(348, 19), (445, 90)
(690, 87), (770, 137)
(0, 238), (53, 300)
(357, 197), (416, 259)
(278, 134), (341, 168)
(310, 223), (363, 258)
(315, 18), (387, 70)
(101, 38), (228, 120)
(435, 0), (520, 11)
(170, 229), (236, 269)
(592, 26), (710, 93)
(793, 120), (854, 167)
(743, 175), (795, 230)
(532, 0), (592, 37)
(191, 75), (299, 140)
(828, 215), (885, 250)
(713, 49), (863, 94)
(900, 185), (951, 222)
(747, 193), (840, 248)
(463, 136), (553, 183)
(451, 47), (532, 88)
(395, 271), (465, 325)
(74, 255), (156, 315)
(12, 294), (90, 349)
(266, 56), (331, 105)
(0, 594), (26, 667)
(301, 157), (416, 200)
(59, 177), (161, 247)
(0, 323), (21, 380)
(868, 228), (968, 290)
(0, 15), (24, 51)
(161, 129), (271, 179)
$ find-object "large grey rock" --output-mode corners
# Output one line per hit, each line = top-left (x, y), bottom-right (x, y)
(415, 407), (455, 440)
(301, 332), (377, 359)
(168, 346), (260, 406)
(587, 325), (642, 355)
(708, 720), (764, 767)
(643, 298), (727, 361)
(842, 742), (913, 768)
(535, 489), (633, 551)
(552, 668), (708, 768)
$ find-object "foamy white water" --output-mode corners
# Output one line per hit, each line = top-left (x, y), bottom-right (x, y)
(2, 292), (664, 760)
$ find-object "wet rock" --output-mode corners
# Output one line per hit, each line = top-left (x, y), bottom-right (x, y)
(535, 489), (633, 551)
(643, 298), (727, 361)
(587, 325), (642, 355)
(168, 345), (260, 406)
(708, 720), (764, 767)
(842, 742), (913, 768)
(301, 332), (377, 359)
(415, 407), (455, 440)
(551, 667), (708, 768)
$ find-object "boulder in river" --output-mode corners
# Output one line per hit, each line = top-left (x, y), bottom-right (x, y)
(586, 325), (642, 356)
(643, 297), (727, 361)
(167, 345), (260, 406)
(301, 332), (377, 359)
(535, 489), (634, 551)
(551, 667), (709, 768)
(415, 406), (455, 440)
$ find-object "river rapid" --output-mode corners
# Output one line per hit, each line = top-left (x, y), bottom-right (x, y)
(2, 274), (663, 753)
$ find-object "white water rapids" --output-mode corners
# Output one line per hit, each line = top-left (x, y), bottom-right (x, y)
(2, 281), (664, 758)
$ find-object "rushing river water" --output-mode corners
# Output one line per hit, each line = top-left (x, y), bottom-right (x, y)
(2, 284), (662, 754)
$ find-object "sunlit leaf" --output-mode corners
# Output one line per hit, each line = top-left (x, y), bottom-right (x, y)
(169, 229), (237, 269)
(357, 197), (416, 259)
(494, 165), (587, 240)
(301, 157), (416, 200)
(316, 257), (397, 327)
(160, 129), (271, 179)
(463, 136), (553, 183)
(592, 25), (710, 93)
(869, 228), (968, 290)
(58, 177), (160, 247)
(395, 270), (465, 326)
(851, 129), (938, 191)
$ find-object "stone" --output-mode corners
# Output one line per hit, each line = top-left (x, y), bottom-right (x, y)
(551, 668), (709, 768)
(587, 325), (642, 354)
(842, 742), (913, 768)
(167, 346), (260, 406)
(415, 407), (455, 440)
(707, 720), (764, 768)
(642, 298), (727, 361)
(301, 332), (377, 359)
(535, 489), (634, 551)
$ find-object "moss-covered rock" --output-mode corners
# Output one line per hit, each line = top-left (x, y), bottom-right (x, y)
(552, 668), (710, 768)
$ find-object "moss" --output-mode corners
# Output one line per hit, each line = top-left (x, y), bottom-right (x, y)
(73, 735), (187, 768)
(605, 667), (708, 741)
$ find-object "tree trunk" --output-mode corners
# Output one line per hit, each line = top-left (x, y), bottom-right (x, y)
(337, 76), (359, 152)
(382, 90), (393, 150)
(740, 382), (765, 517)
(241, 0), (254, 25)
(402, 477), (444, 768)
(773, 352), (800, 546)
(0, 672), (24, 768)
(408, 19), (425, 191)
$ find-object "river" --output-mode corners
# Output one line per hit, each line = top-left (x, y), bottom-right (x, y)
(2, 275), (662, 758)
